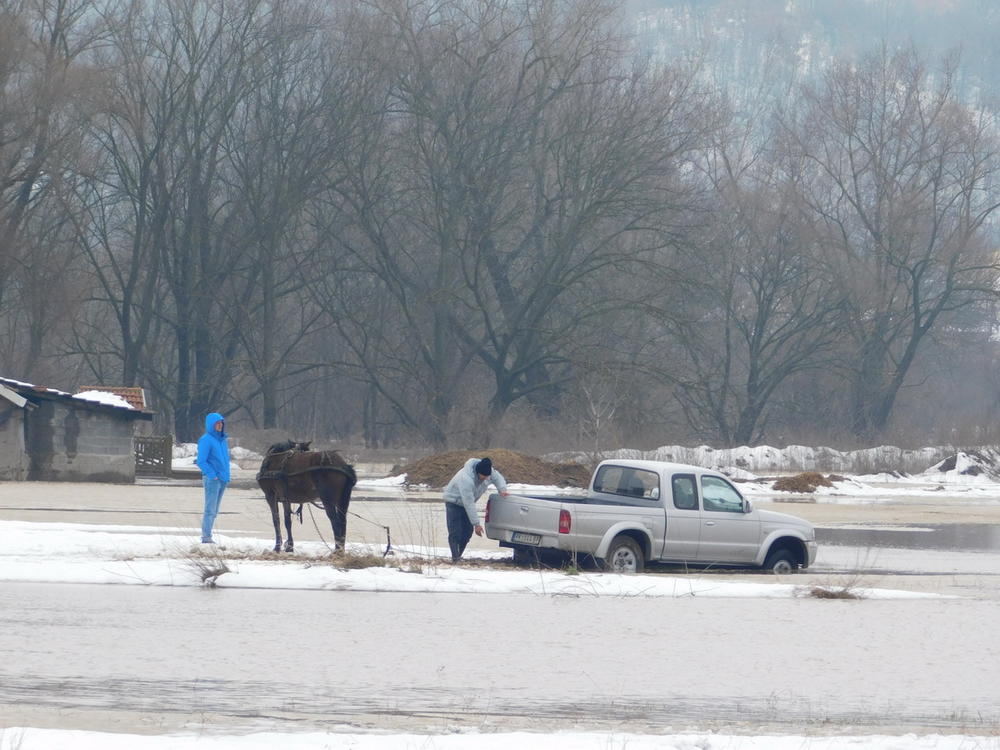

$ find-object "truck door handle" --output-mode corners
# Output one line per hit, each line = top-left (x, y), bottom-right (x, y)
(704, 521), (716, 526)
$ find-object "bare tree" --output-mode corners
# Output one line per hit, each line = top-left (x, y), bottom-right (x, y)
(662, 187), (845, 445)
(311, 0), (711, 448)
(0, 0), (105, 379)
(219, 1), (336, 428)
(65, 0), (174, 390)
(77, 0), (288, 439)
(784, 47), (1000, 439)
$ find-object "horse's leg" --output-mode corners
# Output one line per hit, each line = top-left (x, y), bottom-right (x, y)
(264, 488), (282, 552)
(282, 501), (294, 552)
(319, 474), (350, 552)
(338, 479), (353, 549)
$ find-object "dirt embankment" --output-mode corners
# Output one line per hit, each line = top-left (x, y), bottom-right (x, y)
(395, 449), (591, 489)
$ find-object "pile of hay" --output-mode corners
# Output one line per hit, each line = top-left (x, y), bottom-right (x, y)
(395, 449), (591, 489)
(772, 471), (836, 493)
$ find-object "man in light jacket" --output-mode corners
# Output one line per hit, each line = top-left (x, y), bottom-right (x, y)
(195, 412), (231, 544)
(443, 456), (508, 563)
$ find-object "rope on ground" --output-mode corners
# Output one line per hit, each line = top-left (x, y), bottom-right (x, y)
(306, 503), (338, 556)
(305, 502), (393, 557)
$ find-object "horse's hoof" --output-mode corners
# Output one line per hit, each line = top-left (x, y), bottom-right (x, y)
(273, 546), (281, 553)
(284, 545), (294, 553)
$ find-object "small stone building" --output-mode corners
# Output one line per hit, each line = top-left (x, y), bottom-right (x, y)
(0, 377), (153, 483)
(78, 385), (153, 436)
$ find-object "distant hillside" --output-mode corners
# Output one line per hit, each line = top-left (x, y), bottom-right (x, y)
(628, 0), (1000, 103)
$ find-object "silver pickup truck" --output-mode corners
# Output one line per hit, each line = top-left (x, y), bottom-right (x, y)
(485, 458), (816, 573)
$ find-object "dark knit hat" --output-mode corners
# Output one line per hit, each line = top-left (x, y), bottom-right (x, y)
(475, 457), (492, 477)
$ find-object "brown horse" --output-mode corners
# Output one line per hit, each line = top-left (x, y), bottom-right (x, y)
(256, 443), (357, 553)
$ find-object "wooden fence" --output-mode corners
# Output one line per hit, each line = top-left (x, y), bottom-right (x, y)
(135, 435), (173, 477)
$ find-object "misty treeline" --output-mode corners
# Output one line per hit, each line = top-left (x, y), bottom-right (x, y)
(2, 0), (999, 451)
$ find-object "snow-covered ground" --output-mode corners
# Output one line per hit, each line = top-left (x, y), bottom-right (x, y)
(3, 727), (995, 750)
(0, 518), (942, 599)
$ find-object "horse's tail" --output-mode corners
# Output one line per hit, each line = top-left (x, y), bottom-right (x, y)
(343, 464), (357, 488)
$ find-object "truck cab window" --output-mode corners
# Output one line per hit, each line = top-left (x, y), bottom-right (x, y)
(700, 475), (743, 513)
(671, 475), (698, 510)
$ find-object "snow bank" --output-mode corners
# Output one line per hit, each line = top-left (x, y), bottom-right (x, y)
(548, 444), (954, 476)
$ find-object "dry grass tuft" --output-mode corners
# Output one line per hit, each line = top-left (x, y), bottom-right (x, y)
(329, 552), (393, 569)
(186, 554), (231, 586)
(806, 585), (863, 599)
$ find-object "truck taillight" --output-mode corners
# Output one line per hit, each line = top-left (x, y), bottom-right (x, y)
(485, 497), (491, 523)
(558, 509), (571, 534)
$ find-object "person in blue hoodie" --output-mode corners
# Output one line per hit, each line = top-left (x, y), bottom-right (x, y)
(195, 412), (230, 544)
(442, 456), (508, 563)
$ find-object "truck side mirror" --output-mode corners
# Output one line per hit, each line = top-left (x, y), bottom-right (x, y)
(742, 499), (753, 513)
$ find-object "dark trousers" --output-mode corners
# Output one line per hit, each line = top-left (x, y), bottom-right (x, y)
(445, 502), (473, 561)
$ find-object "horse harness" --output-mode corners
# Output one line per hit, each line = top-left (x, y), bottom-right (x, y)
(256, 450), (357, 485)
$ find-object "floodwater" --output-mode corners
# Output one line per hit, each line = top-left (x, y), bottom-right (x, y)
(820, 523), (1000, 552)
(2, 582), (999, 736)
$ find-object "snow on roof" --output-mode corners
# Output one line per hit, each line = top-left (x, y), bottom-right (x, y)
(1, 375), (150, 418)
(78, 385), (146, 410)
(73, 390), (135, 410)
(0, 375), (69, 397)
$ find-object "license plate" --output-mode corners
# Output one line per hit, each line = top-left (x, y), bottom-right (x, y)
(512, 532), (541, 546)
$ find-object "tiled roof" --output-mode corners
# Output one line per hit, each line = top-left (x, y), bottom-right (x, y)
(78, 386), (147, 410)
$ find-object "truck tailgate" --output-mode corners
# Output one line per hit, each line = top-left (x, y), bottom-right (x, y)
(485, 493), (564, 546)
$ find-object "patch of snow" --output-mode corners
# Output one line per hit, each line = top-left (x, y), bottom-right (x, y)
(922, 449), (1000, 481)
(367, 474), (408, 487)
(173, 442), (197, 459)
(230, 446), (261, 461)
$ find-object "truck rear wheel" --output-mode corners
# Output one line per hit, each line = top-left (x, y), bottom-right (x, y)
(512, 545), (540, 567)
(603, 536), (644, 574)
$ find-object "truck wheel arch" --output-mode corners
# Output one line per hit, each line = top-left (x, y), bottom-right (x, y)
(762, 537), (808, 572)
(596, 524), (652, 561)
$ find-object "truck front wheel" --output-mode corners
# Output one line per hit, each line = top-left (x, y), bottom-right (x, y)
(603, 536), (644, 574)
(764, 548), (797, 574)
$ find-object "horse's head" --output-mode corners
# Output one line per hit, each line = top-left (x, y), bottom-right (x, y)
(267, 439), (310, 454)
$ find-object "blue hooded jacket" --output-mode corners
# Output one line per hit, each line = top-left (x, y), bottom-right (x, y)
(195, 412), (231, 482)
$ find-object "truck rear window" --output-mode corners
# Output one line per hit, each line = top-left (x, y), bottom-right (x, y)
(593, 465), (660, 500)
